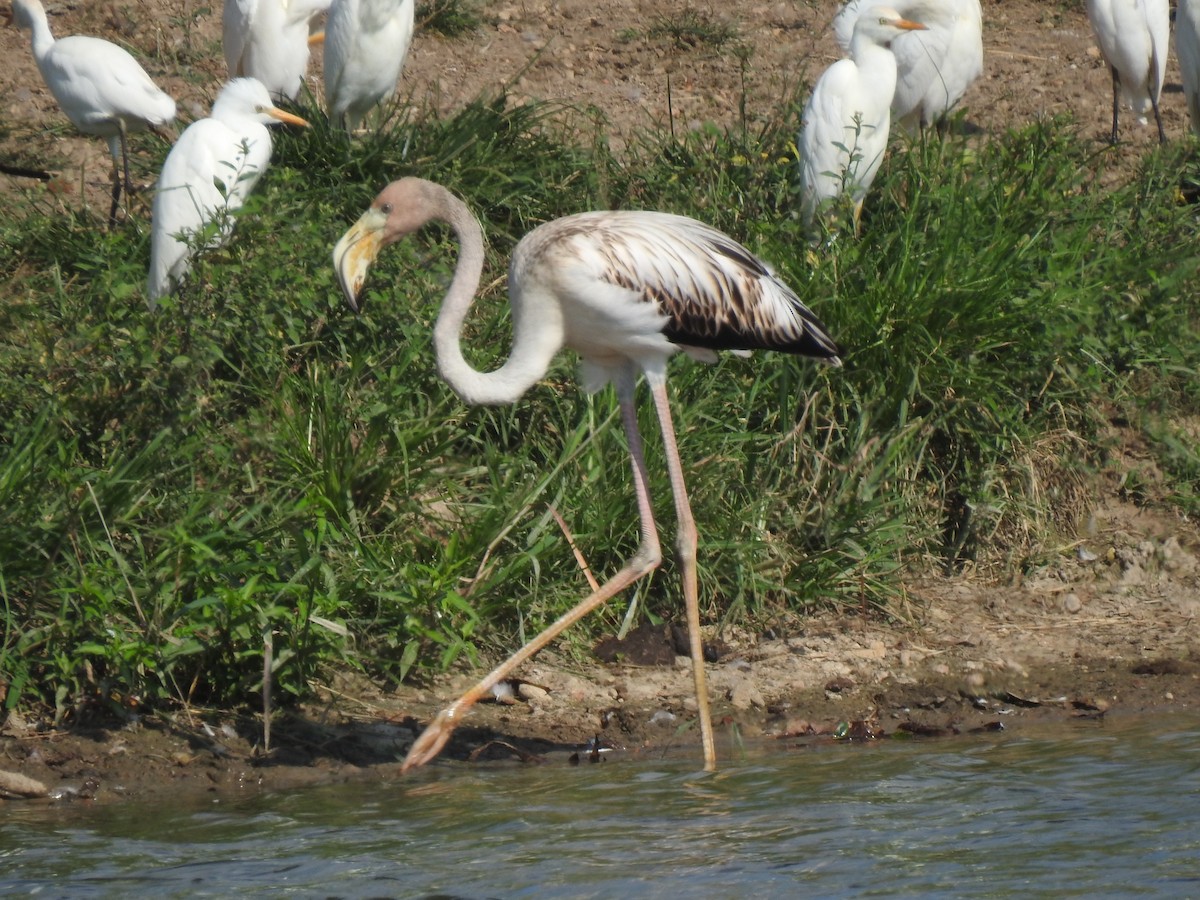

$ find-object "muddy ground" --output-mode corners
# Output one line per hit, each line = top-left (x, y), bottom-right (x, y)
(2, 1), (1199, 802)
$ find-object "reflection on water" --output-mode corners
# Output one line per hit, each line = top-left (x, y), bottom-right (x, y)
(3, 717), (1199, 897)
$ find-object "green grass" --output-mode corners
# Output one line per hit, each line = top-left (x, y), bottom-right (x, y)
(416, 0), (482, 37)
(2, 91), (1199, 726)
(646, 8), (742, 51)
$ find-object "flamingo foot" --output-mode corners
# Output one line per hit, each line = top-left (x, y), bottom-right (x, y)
(401, 706), (462, 773)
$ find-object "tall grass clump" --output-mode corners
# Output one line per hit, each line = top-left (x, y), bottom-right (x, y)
(1, 89), (1198, 725)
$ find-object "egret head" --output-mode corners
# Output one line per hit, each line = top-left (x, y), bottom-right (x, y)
(10, 0), (45, 31)
(855, 5), (927, 43)
(210, 78), (310, 129)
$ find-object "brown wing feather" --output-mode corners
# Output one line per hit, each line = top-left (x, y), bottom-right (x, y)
(581, 212), (842, 362)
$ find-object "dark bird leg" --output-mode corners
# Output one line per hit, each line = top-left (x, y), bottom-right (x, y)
(107, 155), (122, 226)
(1149, 69), (1167, 144)
(1109, 66), (1121, 144)
(1150, 92), (1167, 144)
(106, 121), (133, 225)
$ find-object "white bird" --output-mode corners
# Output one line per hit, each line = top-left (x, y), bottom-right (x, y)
(333, 177), (842, 773)
(323, 0), (415, 131)
(799, 7), (927, 231)
(1083, 0), (1169, 143)
(11, 0), (176, 224)
(147, 78), (308, 308)
(222, 0), (333, 102)
(1178, 0), (1200, 137)
(832, 0), (983, 132)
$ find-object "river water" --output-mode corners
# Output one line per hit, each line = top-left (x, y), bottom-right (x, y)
(3, 716), (1198, 897)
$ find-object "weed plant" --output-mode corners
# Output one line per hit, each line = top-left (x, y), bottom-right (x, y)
(1, 91), (1198, 725)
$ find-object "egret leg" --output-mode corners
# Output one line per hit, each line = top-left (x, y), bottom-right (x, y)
(646, 375), (717, 771)
(401, 368), (665, 773)
(107, 150), (122, 226)
(1109, 66), (1121, 144)
(106, 123), (132, 225)
(1150, 91), (1167, 145)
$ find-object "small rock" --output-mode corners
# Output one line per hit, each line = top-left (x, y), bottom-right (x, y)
(0, 769), (49, 799)
(649, 709), (676, 726)
(729, 679), (765, 710)
(517, 683), (549, 702)
(1062, 593), (1083, 614)
(851, 640), (886, 661)
(1159, 536), (1197, 575)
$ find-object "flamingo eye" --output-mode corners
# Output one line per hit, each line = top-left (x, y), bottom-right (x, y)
(380, 202), (393, 215)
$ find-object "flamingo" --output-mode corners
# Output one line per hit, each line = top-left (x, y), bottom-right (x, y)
(333, 177), (842, 772)
(147, 78), (308, 308)
(1178, 0), (1200, 138)
(1083, 0), (1169, 143)
(222, 0), (333, 102)
(323, 0), (415, 131)
(799, 7), (928, 231)
(832, 0), (983, 132)
(11, 0), (176, 224)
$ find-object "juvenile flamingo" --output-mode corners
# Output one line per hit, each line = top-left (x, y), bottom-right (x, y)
(333, 178), (842, 771)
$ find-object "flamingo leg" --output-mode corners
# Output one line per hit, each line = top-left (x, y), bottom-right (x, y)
(646, 375), (717, 771)
(401, 368), (665, 773)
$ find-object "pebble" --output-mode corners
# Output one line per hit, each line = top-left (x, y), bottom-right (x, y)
(517, 683), (548, 702)
(1062, 593), (1082, 613)
(649, 709), (676, 726)
(729, 679), (765, 710)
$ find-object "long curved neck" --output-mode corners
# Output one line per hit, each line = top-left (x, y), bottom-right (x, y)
(431, 188), (562, 406)
(24, 4), (56, 63)
(850, 36), (898, 100)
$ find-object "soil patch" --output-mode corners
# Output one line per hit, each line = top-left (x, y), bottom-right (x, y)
(4, 489), (1199, 803)
(3, 1), (1199, 802)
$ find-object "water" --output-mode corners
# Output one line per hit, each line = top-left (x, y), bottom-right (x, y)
(3, 717), (1199, 898)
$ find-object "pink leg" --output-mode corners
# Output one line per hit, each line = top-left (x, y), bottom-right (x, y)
(401, 367), (664, 772)
(646, 375), (717, 771)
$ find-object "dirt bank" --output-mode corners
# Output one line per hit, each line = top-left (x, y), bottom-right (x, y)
(4, 485), (1198, 803)
(3, 0), (1198, 802)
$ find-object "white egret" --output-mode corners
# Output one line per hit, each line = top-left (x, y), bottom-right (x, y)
(147, 78), (308, 309)
(1083, 0), (1169, 143)
(1178, 0), (1200, 137)
(799, 7), (927, 231)
(222, 0), (333, 101)
(333, 177), (841, 772)
(832, 0), (983, 132)
(11, 0), (176, 223)
(323, 0), (415, 131)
